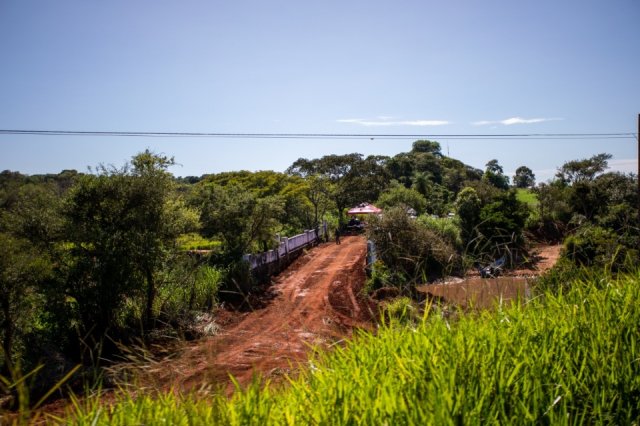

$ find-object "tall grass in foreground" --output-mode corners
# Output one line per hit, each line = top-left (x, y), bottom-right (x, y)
(56, 271), (640, 425)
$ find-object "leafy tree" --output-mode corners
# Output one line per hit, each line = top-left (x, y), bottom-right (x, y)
(304, 174), (334, 227)
(456, 187), (528, 257)
(411, 140), (442, 156)
(0, 234), (51, 375)
(555, 153), (611, 185)
(200, 170), (319, 235)
(513, 166), (536, 188)
(376, 183), (427, 215)
(534, 181), (572, 223)
(482, 159), (509, 190)
(344, 155), (390, 209)
(563, 224), (637, 271)
(485, 159), (504, 174)
(63, 151), (196, 335)
(411, 173), (452, 216)
(204, 170), (291, 198)
(287, 153), (389, 222)
(196, 183), (284, 256)
(593, 172), (638, 233)
(461, 179), (502, 205)
(441, 157), (483, 190)
(455, 187), (482, 248)
(278, 177), (314, 234)
(476, 190), (529, 254)
(0, 181), (60, 375)
(385, 153), (415, 188)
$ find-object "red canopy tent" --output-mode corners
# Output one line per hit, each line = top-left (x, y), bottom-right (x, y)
(347, 203), (382, 215)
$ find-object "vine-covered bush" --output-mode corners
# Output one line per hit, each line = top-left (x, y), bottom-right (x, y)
(563, 224), (637, 271)
(367, 207), (462, 290)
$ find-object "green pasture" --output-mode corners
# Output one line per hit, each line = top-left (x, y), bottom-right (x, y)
(515, 188), (539, 208)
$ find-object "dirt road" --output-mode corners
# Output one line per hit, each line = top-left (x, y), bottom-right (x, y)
(145, 235), (370, 394)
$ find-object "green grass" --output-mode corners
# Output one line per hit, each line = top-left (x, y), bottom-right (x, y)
(47, 271), (640, 424)
(516, 188), (539, 208)
(177, 233), (221, 251)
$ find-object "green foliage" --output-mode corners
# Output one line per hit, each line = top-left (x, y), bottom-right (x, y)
(556, 152), (611, 184)
(482, 159), (509, 190)
(533, 181), (572, 223)
(376, 183), (427, 215)
(457, 188), (529, 258)
(301, 174), (334, 227)
(411, 140), (442, 155)
(411, 173), (453, 216)
(367, 207), (461, 288)
(515, 188), (538, 207)
(381, 296), (420, 326)
(563, 224), (637, 271)
(177, 233), (221, 251)
(1, 183), (64, 248)
(195, 183), (285, 256)
(0, 234), (51, 374)
(66, 272), (640, 425)
(477, 191), (528, 244)
(156, 262), (223, 322)
(534, 156), (638, 265)
(364, 260), (391, 294)
(61, 150), (199, 340)
(454, 187), (482, 248)
(512, 166), (535, 188)
(287, 153), (389, 222)
(416, 215), (462, 249)
(219, 259), (253, 295)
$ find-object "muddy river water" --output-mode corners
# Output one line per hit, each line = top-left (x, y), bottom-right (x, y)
(416, 276), (535, 310)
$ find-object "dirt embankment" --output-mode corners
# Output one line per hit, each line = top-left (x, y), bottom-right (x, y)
(135, 235), (372, 395)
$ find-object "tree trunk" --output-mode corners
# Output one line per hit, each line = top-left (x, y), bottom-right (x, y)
(144, 267), (155, 331)
(1, 297), (14, 377)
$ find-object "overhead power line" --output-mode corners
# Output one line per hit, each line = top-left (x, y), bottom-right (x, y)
(0, 129), (636, 140)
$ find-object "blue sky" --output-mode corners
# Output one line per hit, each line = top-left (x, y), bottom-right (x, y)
(1, 0), (638, 182)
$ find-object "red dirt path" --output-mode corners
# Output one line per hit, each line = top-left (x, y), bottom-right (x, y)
(140, 235), (372, 395)
(116, 242), (563, 395)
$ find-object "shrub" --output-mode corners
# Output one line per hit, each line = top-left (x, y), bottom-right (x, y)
(563, 224), (637, 272)
(367, 207), (462, 289)
(417, 215), (462, 249)
(381, 296), (420, 326)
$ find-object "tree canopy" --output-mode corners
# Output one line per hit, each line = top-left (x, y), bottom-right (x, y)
(513, 166), (536, 188)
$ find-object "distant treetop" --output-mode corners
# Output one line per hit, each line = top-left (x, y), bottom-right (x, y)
(411, 140), (442, 156)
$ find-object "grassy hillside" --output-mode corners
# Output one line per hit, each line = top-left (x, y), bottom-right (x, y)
(58, 271), (640, 425)
(515, 188), (539, 208)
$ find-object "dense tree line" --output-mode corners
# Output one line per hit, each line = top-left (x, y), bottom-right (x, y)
(532, 153), (638, 271)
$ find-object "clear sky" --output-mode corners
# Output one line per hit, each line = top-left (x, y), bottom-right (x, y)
(1, 0), (638, 182)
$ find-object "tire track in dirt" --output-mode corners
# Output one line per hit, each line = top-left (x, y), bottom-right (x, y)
(146, 235), (370, 395)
